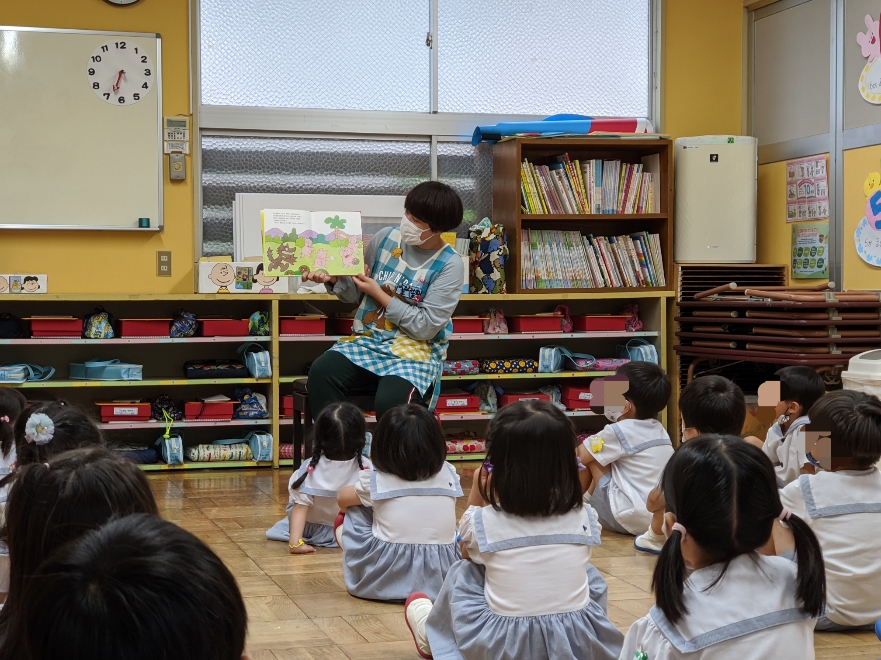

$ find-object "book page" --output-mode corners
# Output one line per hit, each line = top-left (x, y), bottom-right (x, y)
(262, 209), (311, 277)
(307, 211), (364, 276)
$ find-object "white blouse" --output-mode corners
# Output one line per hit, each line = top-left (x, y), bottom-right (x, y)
(289, 455), (369, 526)
(762, 415), (810, 486)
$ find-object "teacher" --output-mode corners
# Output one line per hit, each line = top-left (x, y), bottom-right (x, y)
(303, 181), (465, 421)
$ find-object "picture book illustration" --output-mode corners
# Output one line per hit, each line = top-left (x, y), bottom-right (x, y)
(262, 209), (363, 277)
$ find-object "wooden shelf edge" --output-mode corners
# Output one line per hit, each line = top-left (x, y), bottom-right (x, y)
(520, 213), (667, 221)
(460, 291), (674, 300)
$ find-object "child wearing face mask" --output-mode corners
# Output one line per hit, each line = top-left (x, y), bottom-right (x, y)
(575, 361), (673, 537)
(301, 182), (465, 421)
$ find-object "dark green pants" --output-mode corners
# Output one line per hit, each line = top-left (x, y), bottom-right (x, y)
(307, 350), (431, 421)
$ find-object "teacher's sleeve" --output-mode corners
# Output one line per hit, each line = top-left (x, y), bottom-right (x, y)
(384, 255), (464, 341)
(329, 228), (385, 305)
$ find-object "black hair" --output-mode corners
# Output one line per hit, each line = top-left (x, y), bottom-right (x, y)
(776, 366), (825, 417)
(616, 361), (672, 419)
(371, 404), (446, 481)
(0, 448), (159, 656)
(0, 389), (27, 458)
(15, 514), (246, 660)
(480, 400), (582, 517)
(807, 390), (881, 468)
(679, 375), (746, 435)
(404, 181), (464, 233)
(23, 276), (38, 284)
(290, 401), (366, 490)
(652, 435), (825, 625)
(2, 401), (105, 488)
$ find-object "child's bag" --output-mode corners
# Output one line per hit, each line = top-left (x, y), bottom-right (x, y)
(483, 308), (508, 334)
(83, 306), (115, 339)
(237, 343), (271, 379)
(155, 434), (184, 465)
(616, 338), (659, 364)
(0, 314), (23, 339)
(151, 395), (183, 421)
(170, 309), (198, 338)
(443, 360), (480, 376)
(233, 388), (269, 419)
(0, 363), (55, 384)
(539, 346), (596, 373)
(480, 358), (537, 374)
(245, 431), (273, 462)
(185, 439), (251, 462)
(69, 359), (143, 381)
(249, 311), (270, 336)
(469, 219), (508, 295)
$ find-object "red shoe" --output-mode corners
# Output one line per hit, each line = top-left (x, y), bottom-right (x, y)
(333, 512), (345, 548)
(404, 592), (433, 659)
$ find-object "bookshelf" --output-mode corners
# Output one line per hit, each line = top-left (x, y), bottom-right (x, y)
(493, 137), (674, 294)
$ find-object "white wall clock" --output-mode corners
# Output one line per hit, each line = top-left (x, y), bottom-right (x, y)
(87, 39), (153, 106)
(104, 0), (141, 5)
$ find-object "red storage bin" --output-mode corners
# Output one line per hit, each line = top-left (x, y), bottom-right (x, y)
(280, 316), (327, 335)
(26, 317), (82, 338)
(506, 315), (565, 333)
(452, 317), (486, 334)
(561, 383), (594, 410)
(328, 317), (355, 335)
(572, 315), (628, 332)
(199, 318), (250, 337)
(498, 391), (550, 406)
(184, 401), (235, 420)
(118, 319), (171, 338)
(281, 394), (295, 417)
(435, 390), (481, 413)
(96, 401), (152, 422)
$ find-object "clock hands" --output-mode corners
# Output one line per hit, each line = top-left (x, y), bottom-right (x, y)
(111, 70), (126, 93)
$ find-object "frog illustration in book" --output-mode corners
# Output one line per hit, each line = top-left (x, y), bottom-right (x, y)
(208, 263), (236, 293)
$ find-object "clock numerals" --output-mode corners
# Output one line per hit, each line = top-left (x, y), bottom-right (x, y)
(88, 40), (154, 106)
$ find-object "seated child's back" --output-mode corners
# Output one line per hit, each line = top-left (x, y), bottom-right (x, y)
(780, 389), (881, 630)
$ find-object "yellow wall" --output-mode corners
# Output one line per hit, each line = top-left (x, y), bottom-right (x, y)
(0, 0), (193, 294)
(663, 0), (744, 140)
(843, 145), (881, 290)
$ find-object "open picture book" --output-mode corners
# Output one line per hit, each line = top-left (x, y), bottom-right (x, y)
(262, 209), (364, 277)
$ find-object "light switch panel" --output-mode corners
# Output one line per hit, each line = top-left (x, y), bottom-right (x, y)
(169, 154), (186, 180)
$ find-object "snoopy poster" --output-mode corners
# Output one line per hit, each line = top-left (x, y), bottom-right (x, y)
(262, 209), (364, 278)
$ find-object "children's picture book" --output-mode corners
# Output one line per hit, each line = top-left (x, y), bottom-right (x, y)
(262, 209), (364, 277)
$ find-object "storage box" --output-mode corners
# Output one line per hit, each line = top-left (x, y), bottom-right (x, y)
(498, 391), (550, 406)
(842, 349), (881, 397)
(118, 319), (171, 338)
(280, 316), (326, 335)
(26, 317), (81, 337)
(328, 317), (355, 335)
(452, 317), (486, 334)
(436, 390), (481, 413)
(185, 401), (235, 420)
(506, 315), (564, 333)
(572, 315), (628, 332)
(281, 394), (295, 417)
(196, 261), (288, 294)
(561, 383), (594, 410)
(97, 401), (151, 422)
(199, 318), (250, 336)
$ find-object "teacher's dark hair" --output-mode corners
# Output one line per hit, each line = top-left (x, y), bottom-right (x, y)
(405, 181), (464, 233)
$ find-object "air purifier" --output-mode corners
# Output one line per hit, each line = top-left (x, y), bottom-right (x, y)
(674, 136), (758, 263)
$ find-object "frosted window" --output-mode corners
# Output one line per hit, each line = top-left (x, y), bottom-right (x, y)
(201, 136), (430, 256)
(437, 0), (651, 116)
(437, 142), (493, 233)
(200, 0), (430, 111)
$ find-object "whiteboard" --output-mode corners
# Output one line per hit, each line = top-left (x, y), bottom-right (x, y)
(233, 193), (406, 261)
(0, 27), (162, 231)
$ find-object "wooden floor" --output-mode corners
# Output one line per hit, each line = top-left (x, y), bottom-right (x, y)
(148, 466), (881, 660)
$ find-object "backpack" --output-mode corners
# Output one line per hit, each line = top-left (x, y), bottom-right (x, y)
(170, 309), (197, 338)
(617, 338), (659, 364)
(0, 314), (22, 339)
(151, 394), (183, 421)
(83, 306), (114, 339)
(249, 311), (270, 336)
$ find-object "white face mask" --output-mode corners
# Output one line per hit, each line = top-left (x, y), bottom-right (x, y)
(605, 409), (622, 423)
(400, 214), (432, 246)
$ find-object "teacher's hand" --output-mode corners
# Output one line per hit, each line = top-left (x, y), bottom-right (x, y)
(301, 272), (337, 286)
(352, 273), (392, 308)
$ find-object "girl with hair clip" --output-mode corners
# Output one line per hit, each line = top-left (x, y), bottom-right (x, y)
(0, 447), (159, 658)
(404, 400), (623, 660)
(266, 402), (369, 554)
(0, 389), (27, 503)
(620, 435), (826, 660)
(336, 404), (462, 602)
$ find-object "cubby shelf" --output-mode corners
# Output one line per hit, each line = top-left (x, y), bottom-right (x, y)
(280, 331), (659, 343)
(12, 378), (266, 389)
(99, 419), (270, 430)
(139, 460), (272, 472)
(520, 213), (668, 221)
(279, 410), (596, 424)
(0, 336), (268, 346)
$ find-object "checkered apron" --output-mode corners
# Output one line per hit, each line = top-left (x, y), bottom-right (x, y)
(330, 228), (457, 410)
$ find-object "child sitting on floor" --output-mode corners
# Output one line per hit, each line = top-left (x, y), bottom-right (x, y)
(634, 374), (746, 554)
(772, 390), (881, 631)
(267, 402), (368, 553)
(620, 435), (825, 659)
(13, 514), (248, 660)
(575, 361), (673, 536)
(0, 389), (27, 505)
(405, 400), (623, 660)
(336, 404), (461, 602)
(761, 366), (826, 485)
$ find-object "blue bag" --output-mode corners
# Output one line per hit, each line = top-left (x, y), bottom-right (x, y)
(69, 359), (143, 381)
(155, 434), (184, 465)
(245, 431), (273, 462)
(0, 363), (55, 383)
(237, 343), (271, 379)
(616, 338), (659, 364)
(539, 346), (596, 373)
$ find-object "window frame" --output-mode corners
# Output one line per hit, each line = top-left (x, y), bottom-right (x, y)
(190, 0), (662, 258)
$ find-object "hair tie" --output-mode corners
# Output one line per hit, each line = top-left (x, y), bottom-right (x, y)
(482, 460), (493, 474)
(24, 413), (54, 445)
(306, 465), (314, 472)
(44, 463), (50, 469)
(671, 522), (687, 538)
(0, 416), (9, 423)
(779, 506), (792, 522)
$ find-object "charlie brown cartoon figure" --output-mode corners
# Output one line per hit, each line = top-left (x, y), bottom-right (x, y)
(209, 263), (236, 293)
(0, 276), (7, 294)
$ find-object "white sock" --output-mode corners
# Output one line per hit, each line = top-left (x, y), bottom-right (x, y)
(406, 597), (433, 656)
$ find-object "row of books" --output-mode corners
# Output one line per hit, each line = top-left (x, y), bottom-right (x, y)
(520, 229), (666, 290)
(520, 154), (659, 215)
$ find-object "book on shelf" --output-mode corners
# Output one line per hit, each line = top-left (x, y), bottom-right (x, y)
(520, 229), (666, 290)
(520, 153), (659, 215)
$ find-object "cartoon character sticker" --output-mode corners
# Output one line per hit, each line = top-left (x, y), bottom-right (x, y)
(252, 264), (279, 293)
(0, 276), (7, 294)
(9, 276), (21, 294)
(209, 263), (235, 293)
(235, 267), (254, 291)
(22, 276), (40, 293)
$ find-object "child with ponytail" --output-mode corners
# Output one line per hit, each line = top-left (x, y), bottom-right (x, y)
(621, 435), (825, 659)
(266, 402), (368, 554)
(0, 389), (27, 503)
